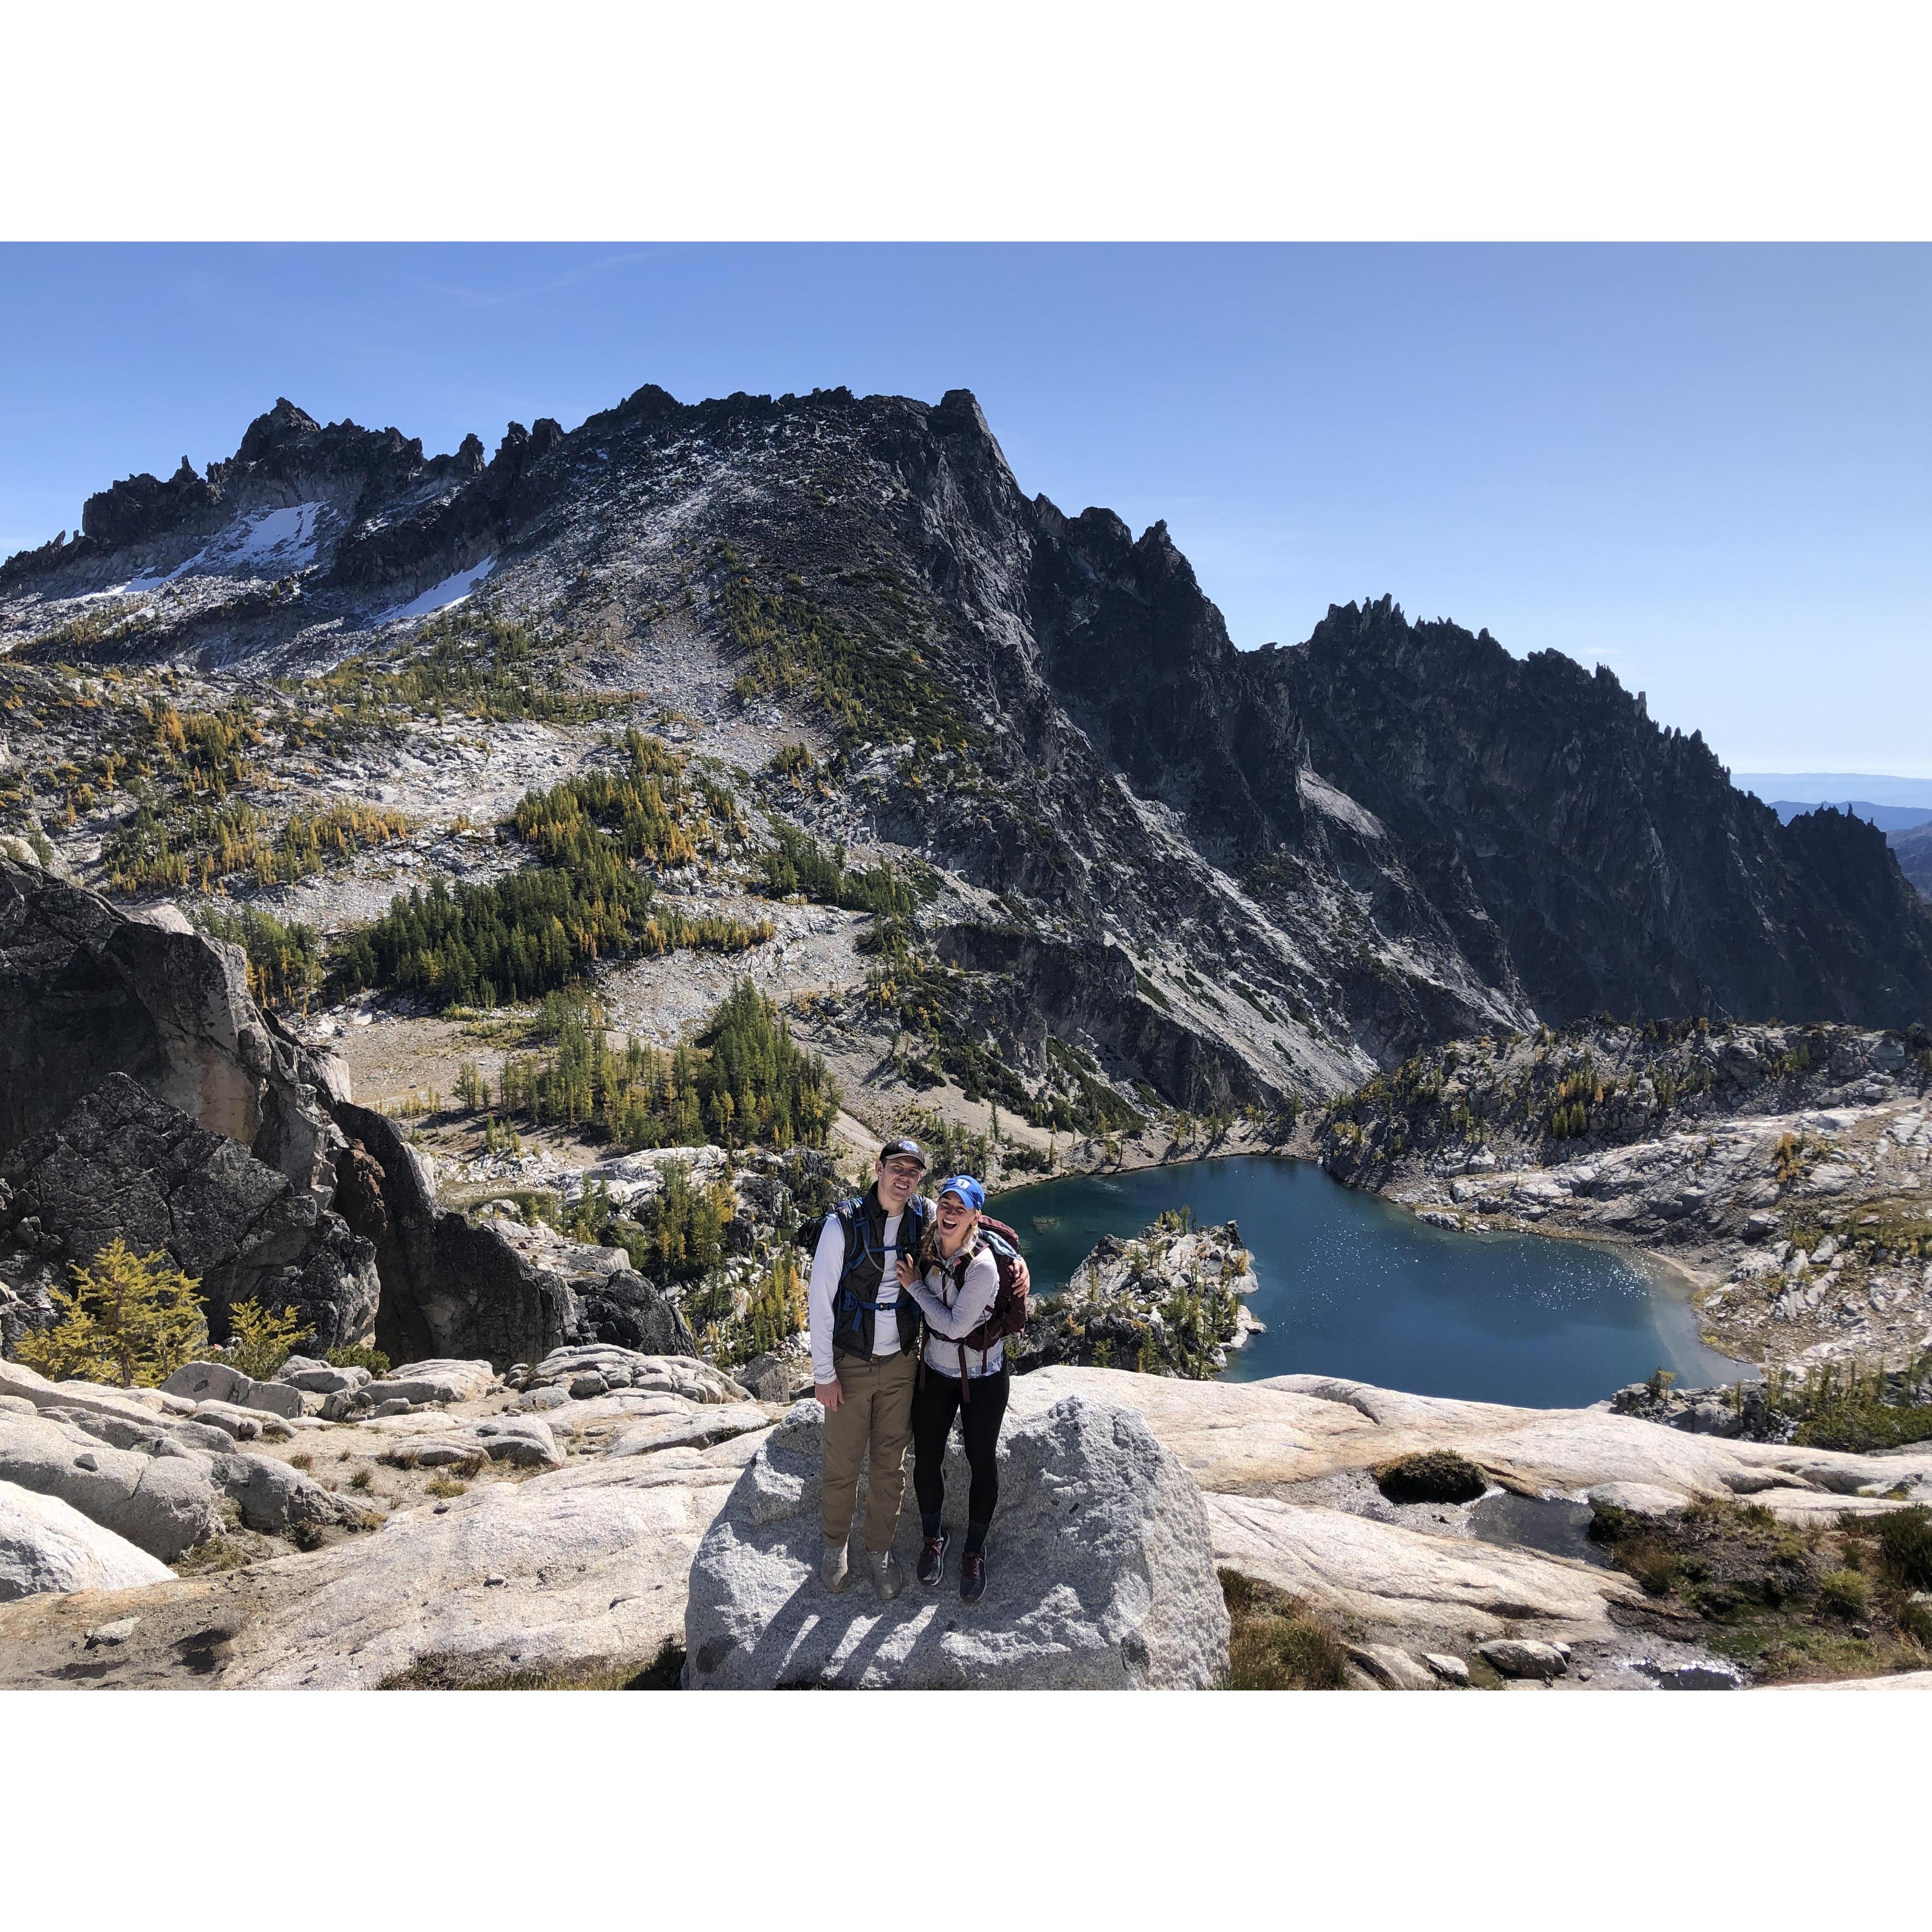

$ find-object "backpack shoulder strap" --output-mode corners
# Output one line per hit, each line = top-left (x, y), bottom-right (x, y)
(831, 1197), (865, 1276)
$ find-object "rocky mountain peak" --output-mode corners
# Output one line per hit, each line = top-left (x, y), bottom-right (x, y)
(233, 397), (324, 465)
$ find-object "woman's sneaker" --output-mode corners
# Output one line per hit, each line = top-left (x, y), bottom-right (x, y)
(917, 1530), (950, 1587)
(960, 1543), (988, 1605)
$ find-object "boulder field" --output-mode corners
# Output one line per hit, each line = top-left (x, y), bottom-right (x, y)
(2, 1347), (1930, 1690)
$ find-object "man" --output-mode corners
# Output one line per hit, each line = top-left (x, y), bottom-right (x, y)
(809, 1136), (1028, 1600)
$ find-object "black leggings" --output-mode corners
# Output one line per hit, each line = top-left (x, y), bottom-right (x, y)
(910, 1364), (1009, 1550)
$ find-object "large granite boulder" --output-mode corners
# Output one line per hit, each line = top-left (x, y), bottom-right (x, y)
(0, 1478), (173, 1600)
(161, 1360), (305, 1419)
(0, 1410), (219, 1562)
(683, 1393), (1230, 1689)
(0, 1074), (379, 1352)
(575, 1264), (692, 1357)
(224, 1446), (759, 1688)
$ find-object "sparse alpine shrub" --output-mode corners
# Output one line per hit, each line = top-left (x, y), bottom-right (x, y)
(1817, 1568), (1870, 1618)
(1876, 1506), (1932, 1590)
(220, 1299), (311, 1381)
(326, 1342), (391, 1377)
(1373, 1449), (1488, 1506)
(13, 1238), (206, 1388)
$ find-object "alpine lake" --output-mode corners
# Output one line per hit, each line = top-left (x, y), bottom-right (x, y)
(992, 1155), (1746, 1407)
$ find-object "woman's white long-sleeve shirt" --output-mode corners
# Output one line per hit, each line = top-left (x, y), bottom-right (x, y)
(899, 1243), (1004, 1379)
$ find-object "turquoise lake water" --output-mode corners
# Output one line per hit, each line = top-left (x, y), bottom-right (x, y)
(992, 1155), (1743, 1408)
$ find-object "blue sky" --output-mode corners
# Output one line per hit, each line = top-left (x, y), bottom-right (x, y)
(2, 244), (1926, 777)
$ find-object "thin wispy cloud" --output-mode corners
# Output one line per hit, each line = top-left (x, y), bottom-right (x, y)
(412, 248), (666, 313)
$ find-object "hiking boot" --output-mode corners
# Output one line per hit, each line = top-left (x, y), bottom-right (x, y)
(820, 1537), (851, 1593)
(959, 1545), (988, 1605)
(867, 1548), (907, 1602)
(917, 1529), (951, 1587)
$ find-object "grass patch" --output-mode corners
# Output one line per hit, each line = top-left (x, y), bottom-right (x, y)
(174, 1531), (279, 1576)
(379, 1637), (685, 1690)
(1219, 1569), (1350, 1690)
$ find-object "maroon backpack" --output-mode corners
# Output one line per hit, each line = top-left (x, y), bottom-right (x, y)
(926, 1217), (1027, 1397)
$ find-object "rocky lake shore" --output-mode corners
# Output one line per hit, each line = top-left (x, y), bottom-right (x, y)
(1318, 1018), (1932, 1381)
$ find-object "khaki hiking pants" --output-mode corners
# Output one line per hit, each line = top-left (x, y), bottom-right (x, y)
(821, 1346), (917, 1553)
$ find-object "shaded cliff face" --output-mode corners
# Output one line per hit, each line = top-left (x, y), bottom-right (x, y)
(0, 382), (1922, 1134)
(1260, 600), (1932, 1028)
(1886, 821), (1932, 906)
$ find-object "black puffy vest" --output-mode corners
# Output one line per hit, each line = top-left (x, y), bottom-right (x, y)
(829, 1187), (928, 1357)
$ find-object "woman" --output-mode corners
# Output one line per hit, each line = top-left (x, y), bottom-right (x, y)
(895, 1173), (1009, 1605)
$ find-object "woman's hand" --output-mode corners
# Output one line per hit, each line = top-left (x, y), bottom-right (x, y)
(1012, 1254), (1031, 1296)
(897, 1254), (918, 1287)
(816, 1380), (843, 1411)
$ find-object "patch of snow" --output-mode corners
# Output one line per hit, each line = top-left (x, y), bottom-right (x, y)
(234, 504), (323, 564)
(91, 549), (207, 598)
(192, 502), (327, 576)
(382, 556), (496, 624)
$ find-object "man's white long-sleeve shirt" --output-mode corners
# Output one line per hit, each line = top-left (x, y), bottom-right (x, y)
(807, 1208), (907, 1386)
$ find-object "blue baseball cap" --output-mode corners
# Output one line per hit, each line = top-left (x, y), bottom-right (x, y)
(935, 1174), (985, 1211)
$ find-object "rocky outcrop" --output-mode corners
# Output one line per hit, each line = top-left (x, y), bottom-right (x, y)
(0, 1409), (222, 1561)
(0, 865), (670, 1373)
(1892, 822), (1932, 905)
(1016, 1215), (1259, 1377)
(0, 398), (491, 597)
(3, 1357), (1931, 1685)
(331, 1102), (690, 1369)
(0, 1479), (173, 1601)
(0, 858), (345, 1201)
(224, 1448), (741, 1688)
(683, 1393), (1230, 1689)
(511, 1346), (746, 1406)
(0, 1074), (379, 1352)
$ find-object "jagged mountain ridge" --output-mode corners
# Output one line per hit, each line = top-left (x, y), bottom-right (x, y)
(1260, 601), (1932, 1027)
(1, 383), (1925, 1128)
